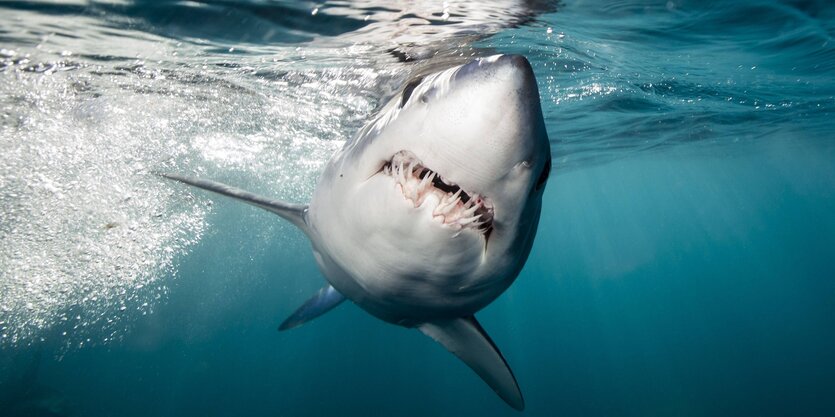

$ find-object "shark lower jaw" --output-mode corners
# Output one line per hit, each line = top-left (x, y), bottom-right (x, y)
(381, 150), (494, 239)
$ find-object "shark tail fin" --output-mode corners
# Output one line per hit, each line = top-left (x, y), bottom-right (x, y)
(160, 173), (310, 236)
(278, 284), (345, 331)
(419, 316), (524, 411)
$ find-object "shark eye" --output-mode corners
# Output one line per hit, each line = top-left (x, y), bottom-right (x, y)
(400, 77), (423, 108)
(535, 158), (551, 191)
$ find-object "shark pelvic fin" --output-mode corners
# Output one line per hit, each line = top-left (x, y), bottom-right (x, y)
(419, 316), (524, 411)
(278, 285), (345, 331)
(160, 173), (309, 235)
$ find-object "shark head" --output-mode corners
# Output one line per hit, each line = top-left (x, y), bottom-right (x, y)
(310, 54), (551, 322)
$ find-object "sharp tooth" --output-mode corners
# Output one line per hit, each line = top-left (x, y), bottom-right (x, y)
(458, 215), (481, 226)
(432, 203), (446, 216)
(418, 170), (433, 192)
(434, 189), (462, 215)
(462, 204), (480, 217)
(449, 189), (462, 201)
(434, 196), (459, 216)
(443, 197), (461, 214)
(417, 172), (434, 206)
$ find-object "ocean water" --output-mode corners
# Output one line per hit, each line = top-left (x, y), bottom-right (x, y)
(1, 0), (834, 416)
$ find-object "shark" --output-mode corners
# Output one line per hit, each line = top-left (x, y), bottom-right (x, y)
(163, 54), (551, 410)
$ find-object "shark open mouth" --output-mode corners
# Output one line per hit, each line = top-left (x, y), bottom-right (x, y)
(382, 151), (494, 238)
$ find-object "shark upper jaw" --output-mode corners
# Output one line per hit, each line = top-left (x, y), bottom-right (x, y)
(380, 150), (495, 242)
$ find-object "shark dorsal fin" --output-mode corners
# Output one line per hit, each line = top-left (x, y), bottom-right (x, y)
(161, 173), (310, 235)
(419, 316), (524, 411)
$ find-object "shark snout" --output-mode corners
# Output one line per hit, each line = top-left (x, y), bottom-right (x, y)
(494, 54), (535, 72)
(406, 53), (548, 206)
(454, 54), (537, 91)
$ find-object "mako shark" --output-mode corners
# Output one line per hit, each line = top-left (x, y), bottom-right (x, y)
(163, 54), (551, 410)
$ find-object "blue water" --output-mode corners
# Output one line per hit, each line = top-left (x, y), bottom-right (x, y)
(2, 1), (835, 416)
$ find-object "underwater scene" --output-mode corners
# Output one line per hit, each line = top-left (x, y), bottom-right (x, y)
(1, 0), (834, 416)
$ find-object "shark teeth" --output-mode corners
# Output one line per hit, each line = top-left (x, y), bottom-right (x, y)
(383, 150), (494, 236)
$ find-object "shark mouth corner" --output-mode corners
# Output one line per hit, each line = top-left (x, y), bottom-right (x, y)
(382, 150), (494, 238)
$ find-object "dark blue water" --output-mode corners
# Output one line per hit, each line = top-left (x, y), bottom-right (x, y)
(2, 1), (834, 416)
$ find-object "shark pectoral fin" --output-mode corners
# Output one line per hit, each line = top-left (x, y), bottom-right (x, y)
(278, 285), (345, 331)
(160, 173), (310, 235)
(419, 317), (524, 411)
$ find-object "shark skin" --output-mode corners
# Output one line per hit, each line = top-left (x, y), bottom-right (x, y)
(163, 54), (551, 410)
